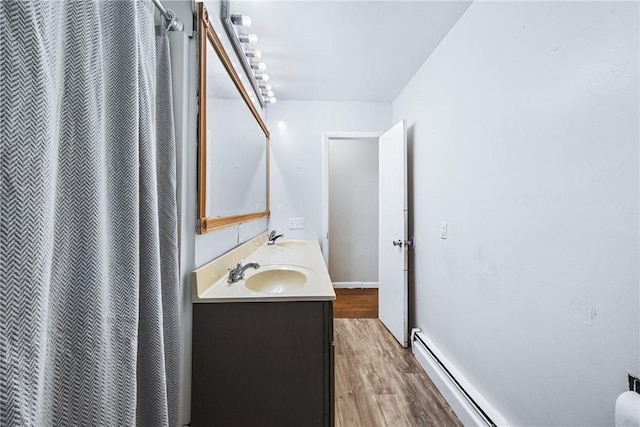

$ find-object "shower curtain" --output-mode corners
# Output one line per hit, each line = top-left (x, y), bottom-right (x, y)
(0, 1), (180, 426)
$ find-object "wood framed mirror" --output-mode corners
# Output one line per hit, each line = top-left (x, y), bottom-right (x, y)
(197, 3), (270, 234)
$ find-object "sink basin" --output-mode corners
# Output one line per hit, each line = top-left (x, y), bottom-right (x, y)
(275, 240), (307, 248)
(244, 265), (313, 293)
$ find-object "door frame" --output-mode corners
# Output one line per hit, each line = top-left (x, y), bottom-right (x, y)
(321, 131), (383, 270)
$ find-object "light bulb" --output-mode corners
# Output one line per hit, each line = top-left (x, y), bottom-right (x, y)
(251, 61), (267, 72)
(266, 97), (277, 104)
(230, 14), (251, 27)
(254, 72), (269, 81)
(244, 48), (262, 59)
(238, 32), (258, 44)
(258, 82), (271, 91)
(262, 90), (274, 98)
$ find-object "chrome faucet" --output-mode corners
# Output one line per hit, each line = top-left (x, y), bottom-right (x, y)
(268, 230), (284, 245)
(227, 260), (260, 283)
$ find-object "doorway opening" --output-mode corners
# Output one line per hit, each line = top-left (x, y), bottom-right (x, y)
(322, 121), (409, 346)
(322, 132), (382, 318)
(321, 132), (382, 286)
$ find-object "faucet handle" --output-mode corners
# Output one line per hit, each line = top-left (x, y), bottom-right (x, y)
(229, 259), (244, 271)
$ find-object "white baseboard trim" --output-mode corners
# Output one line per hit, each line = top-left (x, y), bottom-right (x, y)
(410, 329), (507, 427)
(332, 282), (378, 289)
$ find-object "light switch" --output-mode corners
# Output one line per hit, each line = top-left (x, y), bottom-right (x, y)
(289, 218), (304, 229)
(440, 221), (448, 239)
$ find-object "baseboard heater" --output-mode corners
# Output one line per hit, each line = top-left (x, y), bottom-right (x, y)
(410, 328), (507, 427)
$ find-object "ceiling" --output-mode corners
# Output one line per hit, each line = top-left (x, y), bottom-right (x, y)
(213, 0), (471, 102)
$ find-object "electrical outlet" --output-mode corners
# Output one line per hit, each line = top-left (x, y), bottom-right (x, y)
(289, 218), (304, 229)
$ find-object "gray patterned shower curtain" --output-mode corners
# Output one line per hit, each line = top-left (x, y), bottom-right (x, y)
(0, 1), (180, 426)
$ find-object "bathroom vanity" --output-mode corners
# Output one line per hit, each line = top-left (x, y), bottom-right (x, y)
(191, 233), (336, 427)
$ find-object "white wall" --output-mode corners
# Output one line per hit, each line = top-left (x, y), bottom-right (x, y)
(393, 2), (639, 426)
(267, 101), (391, 248)
(329, 138), (379, 282)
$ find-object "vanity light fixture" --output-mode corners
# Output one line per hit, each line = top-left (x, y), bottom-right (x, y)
(222, 0), (277, 107)
(230, 14), (251, 27)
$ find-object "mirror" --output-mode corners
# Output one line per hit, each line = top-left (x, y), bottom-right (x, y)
(197, 3), (270, 234)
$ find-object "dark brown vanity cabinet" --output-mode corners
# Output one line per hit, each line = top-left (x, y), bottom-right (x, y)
(191, 301), (334, 427)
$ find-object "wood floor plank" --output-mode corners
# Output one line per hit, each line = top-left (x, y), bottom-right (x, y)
(335, 319), (463, 427)
(376, 393), (414, 427)
(334, 288), (378, 318)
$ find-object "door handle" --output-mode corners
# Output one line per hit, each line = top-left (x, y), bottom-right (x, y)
(393, 239), (414, 248)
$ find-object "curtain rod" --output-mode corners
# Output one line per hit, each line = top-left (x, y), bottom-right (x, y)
(152, 0), (184, 32)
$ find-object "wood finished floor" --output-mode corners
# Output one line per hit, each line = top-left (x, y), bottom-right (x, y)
(334, 288), (378, 318)
(335, 319), (462, 427)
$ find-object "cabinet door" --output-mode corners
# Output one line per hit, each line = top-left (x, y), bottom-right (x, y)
(192, 301), (331, 427)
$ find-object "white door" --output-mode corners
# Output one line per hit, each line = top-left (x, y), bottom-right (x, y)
(378, 120), (408, 347)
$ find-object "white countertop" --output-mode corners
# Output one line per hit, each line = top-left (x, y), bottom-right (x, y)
(192, 235), (336, 303)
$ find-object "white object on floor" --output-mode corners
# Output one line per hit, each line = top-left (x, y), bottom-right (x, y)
(616, 391), (640, 427)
